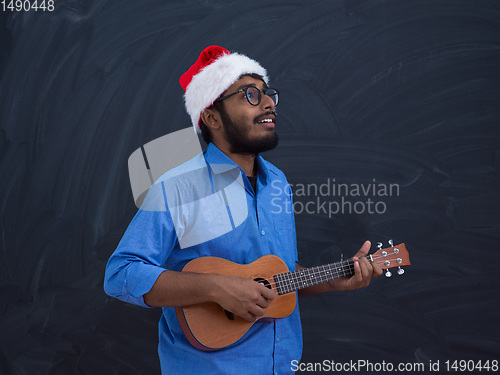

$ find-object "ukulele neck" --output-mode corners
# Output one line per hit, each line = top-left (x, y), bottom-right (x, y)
(273, 257), (369, 295)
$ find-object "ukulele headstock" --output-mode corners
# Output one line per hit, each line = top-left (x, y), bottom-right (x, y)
(371, 240), (411, 277)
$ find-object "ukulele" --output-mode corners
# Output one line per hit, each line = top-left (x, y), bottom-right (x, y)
(175, 241), (410, 351)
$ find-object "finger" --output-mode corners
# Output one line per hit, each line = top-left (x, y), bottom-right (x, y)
(355, 261), (369, 285)
(353, 260), (363, 284)
(260, 286), (276, 301)
(249, 305), (266, 318)
(358, 257), (373, 278)
(241, 313), (257, 322)
(353, 240), (371, 258)
(372, 261), (383, 277)
(256, 296), (270, 309)
(229, 307), (256, 322)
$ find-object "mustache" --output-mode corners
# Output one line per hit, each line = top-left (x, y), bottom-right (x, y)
(254, 111), (277, 123)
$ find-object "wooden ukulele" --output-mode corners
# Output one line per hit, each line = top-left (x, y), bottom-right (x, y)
(175, 241), (410, 351)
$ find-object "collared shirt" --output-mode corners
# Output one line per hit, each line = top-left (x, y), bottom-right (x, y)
(104, 143), (302, 374)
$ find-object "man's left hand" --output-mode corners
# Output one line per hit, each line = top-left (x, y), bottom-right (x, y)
(327, 240), (383, 291)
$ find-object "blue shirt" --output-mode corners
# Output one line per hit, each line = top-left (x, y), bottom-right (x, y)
(104, 143), (302, 374)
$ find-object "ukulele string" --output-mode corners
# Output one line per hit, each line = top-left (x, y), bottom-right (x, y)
(267, 252), (397, 288)
(371, 253), (397, 260)
(262, 252), (402, 292)
(263, 262), (356, 292)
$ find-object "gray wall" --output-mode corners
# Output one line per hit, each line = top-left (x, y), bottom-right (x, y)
(1, 0), (499, 374)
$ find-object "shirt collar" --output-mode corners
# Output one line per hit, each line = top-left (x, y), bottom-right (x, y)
(204, 143), (271, 187)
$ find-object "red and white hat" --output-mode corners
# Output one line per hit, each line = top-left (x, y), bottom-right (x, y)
(179, 45), (269, 133)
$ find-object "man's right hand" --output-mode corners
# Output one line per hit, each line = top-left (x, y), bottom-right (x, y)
(210, 275), (276, 322)
(143, 270), (276, 322)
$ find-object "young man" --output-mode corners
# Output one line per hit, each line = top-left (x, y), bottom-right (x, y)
(104, 46), (382, 374)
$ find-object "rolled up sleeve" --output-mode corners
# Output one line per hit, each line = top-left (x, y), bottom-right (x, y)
(104, 183), (178, 307)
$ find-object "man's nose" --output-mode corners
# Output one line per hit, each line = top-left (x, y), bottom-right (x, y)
(260, 92), (276, 111)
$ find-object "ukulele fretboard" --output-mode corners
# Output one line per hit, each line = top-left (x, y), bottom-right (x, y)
(273, 259), (357, 295)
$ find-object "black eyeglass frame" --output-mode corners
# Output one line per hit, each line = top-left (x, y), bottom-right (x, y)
(214, 86), (279, 106)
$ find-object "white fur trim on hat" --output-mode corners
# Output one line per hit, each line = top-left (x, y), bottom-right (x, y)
(184, 53), (269, 133)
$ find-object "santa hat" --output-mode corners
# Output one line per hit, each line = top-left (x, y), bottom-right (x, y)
(179, 45), (269, 133)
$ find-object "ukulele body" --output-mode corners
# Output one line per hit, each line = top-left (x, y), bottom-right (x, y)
(175, 254), (297, 351)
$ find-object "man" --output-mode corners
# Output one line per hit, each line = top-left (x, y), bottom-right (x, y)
(104, 45), (382, 374)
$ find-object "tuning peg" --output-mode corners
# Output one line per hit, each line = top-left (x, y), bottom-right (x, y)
(376, 242), (383, 249)
(397, 267), (405, 275)
(388, 239), (393, 247)
(385, 269), (392, 278)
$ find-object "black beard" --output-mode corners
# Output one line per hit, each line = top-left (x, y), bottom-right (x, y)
(219, 108), (279, 154)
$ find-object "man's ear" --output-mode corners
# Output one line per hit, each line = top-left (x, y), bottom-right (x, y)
(200, 107), (221, 130)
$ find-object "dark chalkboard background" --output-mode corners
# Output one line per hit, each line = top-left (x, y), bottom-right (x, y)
(1, 1), (499, 374)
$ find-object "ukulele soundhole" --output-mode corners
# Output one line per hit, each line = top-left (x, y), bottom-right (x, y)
(223, 309), (235, 321)
(254, 277), (272, 289)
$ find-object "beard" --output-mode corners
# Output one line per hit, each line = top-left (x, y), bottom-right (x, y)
(219, 108), (279, 154)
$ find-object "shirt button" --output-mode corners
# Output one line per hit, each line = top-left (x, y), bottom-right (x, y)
(260, 229), (266, 236)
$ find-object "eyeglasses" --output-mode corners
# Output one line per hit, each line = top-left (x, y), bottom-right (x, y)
(215, 86), (279, 107)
